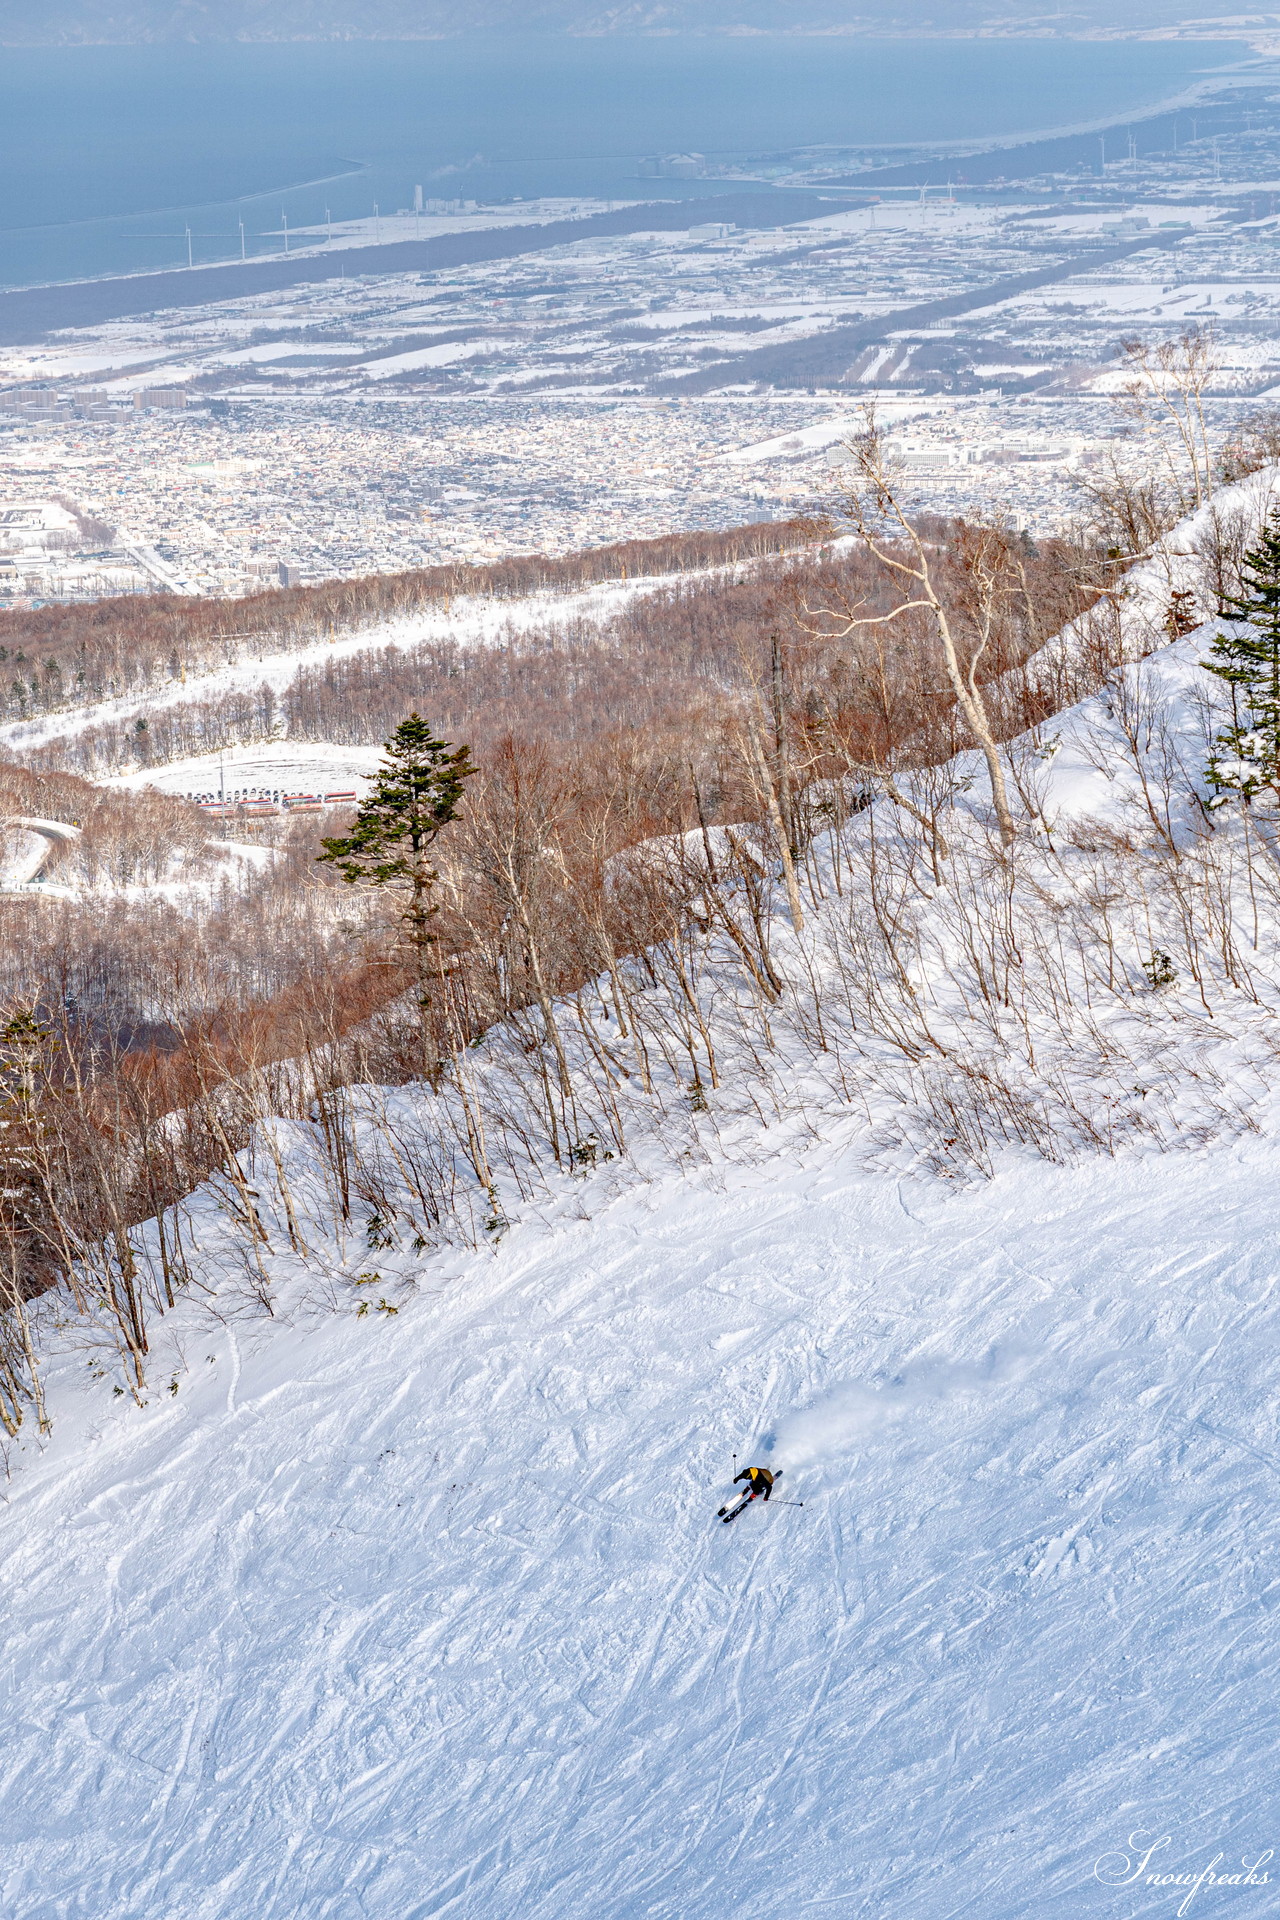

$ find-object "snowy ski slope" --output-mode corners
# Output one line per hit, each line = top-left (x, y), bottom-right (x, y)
(5, 1130), (1280, 1917)
(0, 557), (775, 768)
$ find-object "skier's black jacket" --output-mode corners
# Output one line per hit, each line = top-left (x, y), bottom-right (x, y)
(734, 1467), (774, 1500)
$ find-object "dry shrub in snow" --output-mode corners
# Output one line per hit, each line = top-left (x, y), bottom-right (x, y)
(3, 475), (1278, 1435)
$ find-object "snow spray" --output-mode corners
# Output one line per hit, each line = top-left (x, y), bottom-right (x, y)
(767, 1345), (1030, 1474)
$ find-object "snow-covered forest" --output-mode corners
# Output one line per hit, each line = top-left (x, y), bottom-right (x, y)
(6, 358), (1280, 1916)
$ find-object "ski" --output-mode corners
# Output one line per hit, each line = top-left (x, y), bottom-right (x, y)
(717, 1495), (802, 1524)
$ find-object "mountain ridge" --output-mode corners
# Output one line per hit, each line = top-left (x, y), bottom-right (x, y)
(0, 1), (1240, 45)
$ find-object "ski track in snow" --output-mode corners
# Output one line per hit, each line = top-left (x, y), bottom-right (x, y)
(0, 556), (784, 767)
(5, 1139), (1280, 1917)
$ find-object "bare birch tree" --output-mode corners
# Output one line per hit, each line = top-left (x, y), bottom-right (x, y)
(1117, 327), (1219, 513)
(815, 415), (1018, 848)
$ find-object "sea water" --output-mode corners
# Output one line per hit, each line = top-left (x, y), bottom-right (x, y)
(0, 34), (1247, 289)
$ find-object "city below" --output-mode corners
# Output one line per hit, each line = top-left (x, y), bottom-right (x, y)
(5, 67), (1280, 605)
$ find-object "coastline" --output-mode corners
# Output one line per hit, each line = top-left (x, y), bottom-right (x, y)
(0, 161), (372, 245)
(0, 64), (1260, 305)
(816, 54), (1265, 157)
(0, 34), (1256, 305)
(0, 190), (836, 344)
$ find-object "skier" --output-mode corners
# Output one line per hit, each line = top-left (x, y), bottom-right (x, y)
(718, 1465), (778, 1524)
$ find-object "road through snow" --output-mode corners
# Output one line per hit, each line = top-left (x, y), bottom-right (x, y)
(0, 815), (80, 890)
(4, 1135), (1280, 1918)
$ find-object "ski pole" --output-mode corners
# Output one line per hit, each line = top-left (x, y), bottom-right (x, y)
(774, 1500), (805, 1509)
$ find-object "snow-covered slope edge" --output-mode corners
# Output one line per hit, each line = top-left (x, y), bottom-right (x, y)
(1039, 464), (1280, 671)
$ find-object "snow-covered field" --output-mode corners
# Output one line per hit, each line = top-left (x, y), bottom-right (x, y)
(5, 1126), (1280, 1918)
(107, 740), (385, 800)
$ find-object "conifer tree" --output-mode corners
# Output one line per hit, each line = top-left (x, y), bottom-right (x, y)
(318, 715), (474, 1074)
(1203, 515), (1280, 805)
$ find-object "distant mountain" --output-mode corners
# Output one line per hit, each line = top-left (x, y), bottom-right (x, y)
(0, 0), (1239, 44)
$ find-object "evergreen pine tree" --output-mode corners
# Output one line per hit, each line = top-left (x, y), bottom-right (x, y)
(1164, 589), (1199, 645)
(1203, 515), (1280, 805)
(318, 715), (474, 1074)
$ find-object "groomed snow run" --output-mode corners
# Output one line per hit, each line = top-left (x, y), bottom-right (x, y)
(0, 552), (807, 767)
(5, 1137), (1280, 1918)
